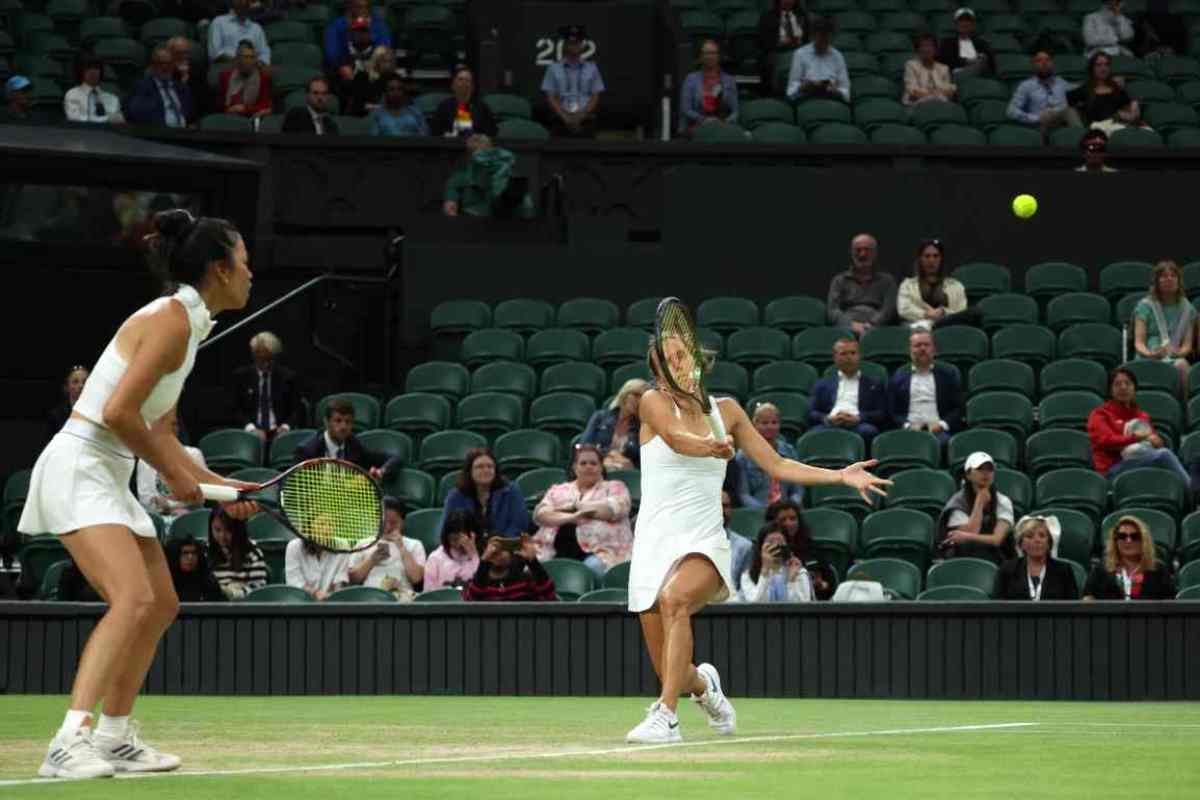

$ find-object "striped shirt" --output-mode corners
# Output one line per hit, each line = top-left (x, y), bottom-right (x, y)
(463, 559), (556, 601)
(210, 547), (270, 600)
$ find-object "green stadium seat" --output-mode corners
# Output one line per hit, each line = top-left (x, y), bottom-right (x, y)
(456, 393), (523, 443)
(928, 124), (986, 146)
(514, 467), (567, 511)
(382, 468), (436, 509)
(1125, 78), (1177, 104)
(971, 99), (1010, 131)
(265, 428), (313, 470)
(405, 4), (457, 69)
(846, 557), (922, 599)
(405, 361), (470, 401)
(725, 327), (790, 368)
(356, 429), (413, 466)
(909, 101), (969, 132)
(995, 467), (1032, 519)
(796, 428), (866, 470)
(493, 298), (555, 334)
(418, 430), (486, 475)
(1049, 126), (1089, 148)
(833, 9), (876, 33)
(578, 587), (628, 603)
(384, 393), (452, 440)
(1045, 292), (1111, 332)
(557, 298), (621, 334)
(740, 97), (793, 130)
(763, 296), (826, 334)
(435, 470), (458, 504)
(413, 90), (451, 119)
(338, 113), (371, 135)
(753, 361), (820, 396)
(926, 557), (998, 596)
(728, 507), (767, 539)
(966, 391), (1034, 443)
(414, 586), (464, 602)
(270, 64), (319, 97)
(246, 512), (294, 543)
(228, 466), (282, 488)
(1155, 54), (1200, 84)
(602, 560), (632, 589)
(883, 468), (956, 520)
(1038, 391), (1104, 432)
(852, 75), (897, 100)
(1110, 126), (1165, 149)
(430, 299), (490, 336)
(460, 329), (523, 368)
(947, 428), (1018, 475)
(471, 361), (537, 401)
(832, 30), (863, 51)
(870, 429), (941, 476)
(747, 393), (808, 440)
(1041, 358), (1107, 397)
(540, 362), (607, 403)
(245, 584), (314, 602)
(482, 93), (532, 121)
(493, 429), (560, 476)
(860, 326), (912, 372)
(80, 17), (130, 50)
(139, 16), (190, 48)
(1167, 128), (1200, 148)
(272, 41), (324, 69)
(697, 327), (725, 357)
(860, 507), (935, 573)
(1181, 431), (1200, 476)
(953, 262), (1011, 302)
(610, 363), (653, 395)
(1121, 360), (1180, 396)
(1099, 261), (1154, 302)
(797, 508), (853, 581)
(864, 29), (912, 52)
(315, 392), (380, 431)
(530, 392), (596, 445)
(1180, 511), (1200, 565)
(92, 36), (146, 86)
(1057, 323), (1123, 369)
(1102, 507), (1177, 563)
(793, 328), (855, 371)
(707, 362), (750, 401)
(36, 559), (69, 601)
(988, 125), (1043, 147)
(543, 558), (596, 597)
(326, 586), (396, 602)
(957, 77), (1009, 108)
(1035, 468), (1109, 521)
(870, 123), (926, 145)
(796, 102), (855, 132)
(751, 122), (807, 144)
(854, 97), (908, 130)
(1179, 584), (1200, 599)
(807, 482), (874, 521)
(606, 468), (641, 510)
(1025, 261), (1088, 305)
(1114, 291), (1144, 327)
(1025, 429), (1092, 477)
(917, 584), (989, 600)
(524, 329), (591, 369)
(167, 509), (211, 542)
(3, 468), (32, 536)
(199, 113), (254, 132)
(696, 297), (759, 333)
(1112, 469), (1188, 519)
(497, 118), (550, 141)
(994, 53), (1031, 82)
(977, 293), (1039, 331)
(933, 326), (989, 374)
(967, 359), (1035, 399)
(692, 121), (751, 143)
(593, 328), (650, 368)
(266, 20), (313, 44)
(198, 429), (263, 471)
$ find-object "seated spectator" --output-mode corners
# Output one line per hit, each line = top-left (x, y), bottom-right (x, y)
(0, 76), (35, 124)
(1083, 0), (1135, 59)
(281, 76), (340, 134)
(136, 412), (207, 520)
(442, 134), (535, 219)
(294, 398), (400, 479)
(368, 74), (428, 137)
(1090, 93), (1148, 135)
(65, 54), (125, 124)
(542, 25), (604, 138)
(1067, 53), (1132, 126)
(217, 40), (274, 118)
(333, 16), (377, 102)
(208, 0), (272, 65)
(581, 378), (648, 470)
(994, 514), (1079, 600)
(739, 522), (814, 602)
(758, 0), (809, 92)
(904, 33), (956, 107)
(57, 558), (103, 602)
(233, 331), (304, 449)
(127, 48), (196, 128)
(46, 365), (89, 442)
(441, 447), (530, 538)
(734, 402), (804, 508)
(1006, 51), (1080, 141)
(937, 8), (994, 79)
(807, 337), (887, 446)
(164, 534), (226, 601)
(1133, 260), (1194, 393)
(348, 497), (425, 599)
(207, 506), (269, 599)
(1087, 366), (1191, 485)
(827, 233), (896, 336)
(343, 46), (396, 117)
(464, 534), (557, 601)
(168, 36), (208, 118)
(430, 67), (499, 138)
(532, 443), (633, 576)
(786, 16), (850, 103)
(324, 0), (391, 71)
(423, 509), (481, 590)
(285, 536), (350, 600)
(679, 39), (739, 137)
(1076, 128), (1118, 173)
(722, 490), (755, 591)
(768, 499), (837, 599)
(1083, 514), (1176, 600)
(897, 238), (978, 329)
(888, 329), (963, 445)
(936, 451), (1014, 564)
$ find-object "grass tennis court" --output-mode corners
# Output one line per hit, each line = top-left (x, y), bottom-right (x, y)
(0, 696), (1197, 798)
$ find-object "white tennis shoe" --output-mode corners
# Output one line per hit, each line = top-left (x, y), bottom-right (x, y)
(93, 721), (181, 773)
(625, 701), (683, 744)
(38, 727), (115, 779)
(693, 662), (737, 735)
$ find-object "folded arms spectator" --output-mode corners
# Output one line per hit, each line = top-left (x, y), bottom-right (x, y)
(464, 535), (557, 601)
(888, 329), (963, 445)
(827, 233), (896, 335)
(786, 16), (850, 103)
(896, 238), (977, 328)
(65, 54), (125, 123)
(441, 447), (530, 538)
(679, 39), (739, 136)
(807, 337), (887, 445)
(1087, 366), (1192, 485)
(904, 33), (956, 106)
(542, 25), (604, 138)
(1083, 515), (1176, 600)
(430, 68), (499, 138)
(218, 40), (274, 118)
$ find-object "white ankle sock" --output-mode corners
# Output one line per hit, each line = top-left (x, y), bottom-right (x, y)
(95, 714), (129, 740)
(656, 703), (678, 721)
(59, 709), (92, 737)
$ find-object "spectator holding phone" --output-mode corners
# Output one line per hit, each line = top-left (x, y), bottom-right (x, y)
(423, 509), (481, 590)
(348, 496), (425, 599)
(739, 522), (814, 602)
(768, 499), (836, 599)
(786, 16), (850, 103)
(463, 534), (557, 601)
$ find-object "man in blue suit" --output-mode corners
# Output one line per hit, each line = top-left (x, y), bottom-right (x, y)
(126, 46), (195, 127)
(887, 329), (963, 446)
(806, 336), (888, 447)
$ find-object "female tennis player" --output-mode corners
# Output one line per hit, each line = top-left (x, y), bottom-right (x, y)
(625, 334), (890, 744)
(20, 210), (257, 779)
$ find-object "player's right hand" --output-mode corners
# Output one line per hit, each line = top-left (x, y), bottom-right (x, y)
(710, 435), (735, 461)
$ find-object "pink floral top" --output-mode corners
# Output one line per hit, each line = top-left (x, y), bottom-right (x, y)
(532, 479), (634, 567)
(422, 546), (480, 590)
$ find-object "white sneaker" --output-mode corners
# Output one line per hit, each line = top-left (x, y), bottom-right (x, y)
(693, 663), (737, 735)
(38, 727), (116, 779)
(94, 721), (181, 773)
(625, 702), (683, 744)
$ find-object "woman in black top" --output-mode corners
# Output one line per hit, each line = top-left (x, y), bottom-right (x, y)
(994, 515), (1079, 600)
(1068, 52), (1133, 125)
(1084, 515), (1175, 600)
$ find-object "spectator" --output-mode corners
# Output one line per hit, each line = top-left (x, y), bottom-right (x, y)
(464, 534), (557, 601)
(127, 47), (195, 128)
(581, 378), (648, 470)
(347, 497), (425, 599)
(679, 39), (739, 137)
(1087, 366), (1191, 485)
(294, 398), (400, 479)
(333, 16), (376, 101)
(936, 451), (1014, 564)
(217, 40), (274, 118)
(734, 402), (804, 508)
(233, 331), (304, 449)
(541, 25), (605, 138)
(423, 509), (482, 590)
(904, 33), (956, 106)
(64, 54), (125, 124)
(282, 76), (340, 134)
(888, 329), (963, 445)
(786, 16), (850, 103)
(284, 534), (350, 600)
(721, 489), (755, 591)
(896, 238), (978, 329)
(994, 515), (1079, 600)
(1006, 51), (1080, 141)
(46, 365), (89, 441)
(827, 233), (896, 335)
(531, 443), (634, 577)
(1083, 515), (1176, 600)
(1083, 0), (1135, 59)
(207, 505), (269, 600)
(1075, 128), (1118, 173)
(164, 535), (226, 602)
(136, 413), (207, 521)
(1133, 260), (1194, 393)
(343, 46), (396, 117)
(1067, 52), (1132, 127)
(442, 134), (535, 219)
(168, 37), (208, 117)
(324, 0), (391, 71)
(768, 499), (837, 599)
(739, 522), (814, 602)
(368, 74), (428, 137)
(441, 447), (530, 538)
(208, 0), (272, 65)
(0, 76), (35, 123)
(937, 8), (994, 79)
(807, 337), (888, 446)
(758, 0), (810, 92)
(430, 67), (498, 138)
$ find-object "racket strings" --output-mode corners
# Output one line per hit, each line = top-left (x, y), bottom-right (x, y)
(657, 303), (706, 401)
(281, 462), (382, 551)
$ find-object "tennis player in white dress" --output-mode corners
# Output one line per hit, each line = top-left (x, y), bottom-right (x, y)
(625, 335), (889, 744)
(19, 210), (257, 779)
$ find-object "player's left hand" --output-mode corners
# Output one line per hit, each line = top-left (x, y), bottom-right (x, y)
(840, 459), (892, 503)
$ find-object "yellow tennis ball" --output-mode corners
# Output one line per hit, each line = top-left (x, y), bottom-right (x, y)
(1012, 194), (1038, 219)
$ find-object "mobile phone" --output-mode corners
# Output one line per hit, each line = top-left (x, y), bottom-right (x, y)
(496, 538), (523, 553)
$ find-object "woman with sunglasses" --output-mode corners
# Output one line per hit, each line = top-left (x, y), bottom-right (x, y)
(1082, 515), (1175, 600)
(895, 239), (979, 329)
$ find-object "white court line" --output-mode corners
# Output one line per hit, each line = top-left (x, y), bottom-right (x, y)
(1047, 722), (1200, 729)
(0, 722), (1037, 788)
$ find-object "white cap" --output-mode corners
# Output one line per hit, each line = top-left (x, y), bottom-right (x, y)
(954, 6), (976, 18)
(963, 451), (994, 472)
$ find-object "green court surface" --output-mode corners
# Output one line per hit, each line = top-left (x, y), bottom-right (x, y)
(0, 696), (1197, 799)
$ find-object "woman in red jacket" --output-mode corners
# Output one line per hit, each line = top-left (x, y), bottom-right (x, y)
(1086, 366), (1191, 485)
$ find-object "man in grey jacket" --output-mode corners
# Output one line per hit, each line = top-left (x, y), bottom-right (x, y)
(826, 233), (897, 336)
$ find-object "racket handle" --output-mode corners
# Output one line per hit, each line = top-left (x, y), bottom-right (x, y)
(199, 483), (241, 502)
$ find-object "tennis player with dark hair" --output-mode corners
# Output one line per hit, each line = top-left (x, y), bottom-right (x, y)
(19, 209), (257, 779)
(625, 320), (889, 744)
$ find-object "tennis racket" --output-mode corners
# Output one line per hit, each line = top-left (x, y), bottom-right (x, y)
(654, 296), (721, 438)
(198, 458), (384, 553)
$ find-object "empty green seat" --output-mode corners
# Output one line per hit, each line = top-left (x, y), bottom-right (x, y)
(418, 430), (487, 475)
(1112, 470), (1188, 519)
(497, 118), (550, 140)
(967, 359), (1035, 399)
(247, 511), (295, 543)
(809, 122), (868, 144)
(1025, 261), (1088, 305)
(926, 557), (998, 596)
(1046, 293), (1111, 332)
(860, 507), (935, 573)
(385, 393), (452, 438)
(1040, 358), (1107, 397)
(493, 298), (555, 334)
(806, 507), (858, 579)
(315, 392), (380, 431)
(1179, 510), (1200, 565)
(382, 468), (436, 509)
(870, 123), (926, 145)
(80, 17), (130, 49)
(870, 429), (940, 476)
(609, 469), (642, 510)
(995, 467), (1033, 518)
(268, 428), (315, 470)
(456, 393), (523, 442)
(514, 467), (567, 511)
(846, 557), (922, 599)
(356, 430), (413, 464)
(525, 329), (591, 369)
(977, 293), (1038, 332)
(244, 584), (314, 602)
(543, 558), (596, 597)
(725, 327), (790, 368)
(696, 297), (759, 333)
(707, 362), (750, 400)
(807, 483), (873, 521)
(966, 391), (1034, 443)
(953, 262), (1011, 302)
(557, 298), (621, 334)
(933, 326), (989, 373)
(493, 429), (560, 475)
(796, 428), (866, 470)
(198, 429), (263, 471)
(1099, 261), (1154, 302)
(405, 361), (470, 401)
(460, 329), (523, 368)
(753, 361), (819, 395)
(326, 586), (396, 602)
(793, 327), (855, 371)
(592, 328), (650, 368)
(266, 20), (313, 44)
(763, 296), (826, 334)
(139, 15), (191, 47)
(917, 585), (989, 600)
(482, 93), (533, 121)
(883, 469), (956, 519)
(200, 113), (254, 132)
(860, 326), (912, 372)
(1110, 126), (1164, 149)
(989, 125), (1043, 147)
(1038, 391), (1104, 432)
(610, 363), (653, 395)
(414, 587), (464, 602)
(910, 101), (969, 132)
(854, 97), (907, 129)
(751, 122), (806, 144)
(740, 97), (793, 129)
(530, 392), (596, 443)
(578, 588), (629, 603)
(1026, 429), (1092, 476)
(947, 428), (1018, 475)
(1035, 468), (1109, 521)
(272, 41), (323, 68)
(603, 560), (632, 589)
(430, 299), (490, 335)
(1121, 359), (1180, 396)
(540, 362), (607, 403)
(471, 361), (537, 400)
(852, 75), (897, 100)
(1057, 323), (1123, 368)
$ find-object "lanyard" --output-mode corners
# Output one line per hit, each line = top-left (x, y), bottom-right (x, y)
(1120, 568), (1134, 600)
(1027, 562), (1046, 601)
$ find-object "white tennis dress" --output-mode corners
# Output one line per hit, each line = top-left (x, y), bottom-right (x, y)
(18, 284), (215, 539)
(627, 395), (735, 612)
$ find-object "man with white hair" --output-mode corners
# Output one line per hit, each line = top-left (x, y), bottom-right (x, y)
(826, 233), (897, 336)
(232, 331), (304, 451)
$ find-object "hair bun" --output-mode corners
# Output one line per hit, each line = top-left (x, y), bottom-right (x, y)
(152, 209), (198, 242)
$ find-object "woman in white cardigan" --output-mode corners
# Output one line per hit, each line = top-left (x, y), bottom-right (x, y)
(897, 238), (978, 329)
(739, 522), (814, 602)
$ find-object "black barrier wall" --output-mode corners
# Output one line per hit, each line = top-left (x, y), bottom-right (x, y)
(3, 602), (1198, 700)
